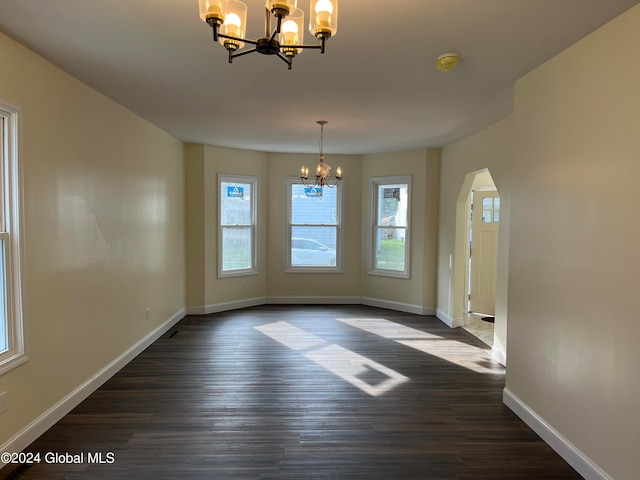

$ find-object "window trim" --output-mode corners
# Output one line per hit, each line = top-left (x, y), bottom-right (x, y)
(285, 177), (343, 273)
(369, 175), (412, 279)
(0, 98), (27, 375)
(217, 174), (259, 278)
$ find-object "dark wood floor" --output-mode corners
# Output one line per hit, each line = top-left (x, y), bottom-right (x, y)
(4, 305), (582, 479)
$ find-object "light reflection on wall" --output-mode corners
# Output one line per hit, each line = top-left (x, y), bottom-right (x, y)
(134, 178), (168, 274)
(254, 321), (409, 396)
(55, 190), (110, 271)
(54, 173), (168, 273)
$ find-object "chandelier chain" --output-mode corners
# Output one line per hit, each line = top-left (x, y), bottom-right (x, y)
(318, 120), (325, 158)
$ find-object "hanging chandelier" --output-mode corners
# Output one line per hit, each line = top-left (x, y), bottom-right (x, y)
(199, 0), (339, 70)
(300, 121), (342, 188)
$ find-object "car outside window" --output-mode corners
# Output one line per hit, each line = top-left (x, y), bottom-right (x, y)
(286, 179), (342, 272)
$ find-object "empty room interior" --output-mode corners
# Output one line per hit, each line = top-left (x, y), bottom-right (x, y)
(0, 1), (639, 479)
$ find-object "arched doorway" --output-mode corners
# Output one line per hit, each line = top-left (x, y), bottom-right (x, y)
(452, 169), (507, 364)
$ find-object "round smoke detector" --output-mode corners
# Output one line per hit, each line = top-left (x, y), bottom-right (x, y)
(436, 53), (460, 72)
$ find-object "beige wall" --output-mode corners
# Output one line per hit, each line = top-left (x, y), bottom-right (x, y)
(0, 33), (185, 447)
(185, 143), (206, 308)
(439, 5), (640, 478)
(266, 152), (363, 300)
(362, 149), (440, 313)
(507, 5), (640, 478)
(203, 145), (268, 307)
(185, 144), (269, 311)
(438, 118), (513, 361)
(183, 148), (439, 311)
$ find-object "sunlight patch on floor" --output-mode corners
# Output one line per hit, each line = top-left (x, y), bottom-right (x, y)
(335, 317), (442, 340)
(304, 344), (409, 396)
(255, 321), (328, 351)
(254, 321), (409, 396)
(336, 317), (503, 375)
(396, 339), (502, 374)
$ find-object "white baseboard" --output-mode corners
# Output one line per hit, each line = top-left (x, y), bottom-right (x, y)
(491, 345), (506, 366)
(187, 297), (266, 315)
(435, 308), (464, 328)
(0, 307), (186, 469)
(267, 296), (361, 305)
(362, 297), (434, 316)
(190, 296), (434, 315)
(503, 388), (612, 480)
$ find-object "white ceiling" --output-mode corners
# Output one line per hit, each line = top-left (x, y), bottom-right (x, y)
(0, 0), (637, 154)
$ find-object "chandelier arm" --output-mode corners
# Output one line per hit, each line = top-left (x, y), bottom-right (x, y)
(217, 33), (259, 46)
(230, 48), (258, 60)
(269, 16), (283, 43)
(276, 52), (293, 69)
(288, 44), (322, 51)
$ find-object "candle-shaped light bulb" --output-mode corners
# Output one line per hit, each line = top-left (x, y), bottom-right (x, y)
(336, 166), (342, 178)
(315, 0), (333, 27)
(225, 12), (242, 36)
(282, 19), (299, 45)
(315, 0), (333, 15)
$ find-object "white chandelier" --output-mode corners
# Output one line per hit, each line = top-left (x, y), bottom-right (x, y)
(199, 0), (339, 70)
(300, 121), (342, 188)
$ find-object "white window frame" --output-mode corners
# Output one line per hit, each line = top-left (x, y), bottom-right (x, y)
(0, 98), (27, 375)
(218, 174), (258, 278)
(285, 177), (343, 273)
(369, 175), (411, 279)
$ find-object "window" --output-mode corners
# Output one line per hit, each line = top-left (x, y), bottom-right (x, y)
(218, 174), (258, 277)
(370, 176), (411, 278)
(481, 196), (500, 223)
(0, 99), (26, 375)
(286, 178), (342, 272)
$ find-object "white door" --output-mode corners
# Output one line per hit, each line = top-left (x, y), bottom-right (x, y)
(469, 191), (499, 316)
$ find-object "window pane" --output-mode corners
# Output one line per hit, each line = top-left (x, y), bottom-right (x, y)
(220, 182), (251, 225)
(222, 226), (252, 271)
(291, 185), (337, 225)
(291, 226), (336, 266)
(374, 227), (406, 271)
(377, 184), (408, 227)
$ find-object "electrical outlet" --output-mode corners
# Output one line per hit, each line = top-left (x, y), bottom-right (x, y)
(0, 391), (7, 415)
(242, 280), (248, 289)
(145, 308), (150, 321)
(376, 280), (383, 290)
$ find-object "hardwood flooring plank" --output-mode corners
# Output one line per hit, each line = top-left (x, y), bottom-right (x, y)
(2, 305), (582, 479)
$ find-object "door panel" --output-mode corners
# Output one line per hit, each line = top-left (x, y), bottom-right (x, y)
(469, 191), (499, 315)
